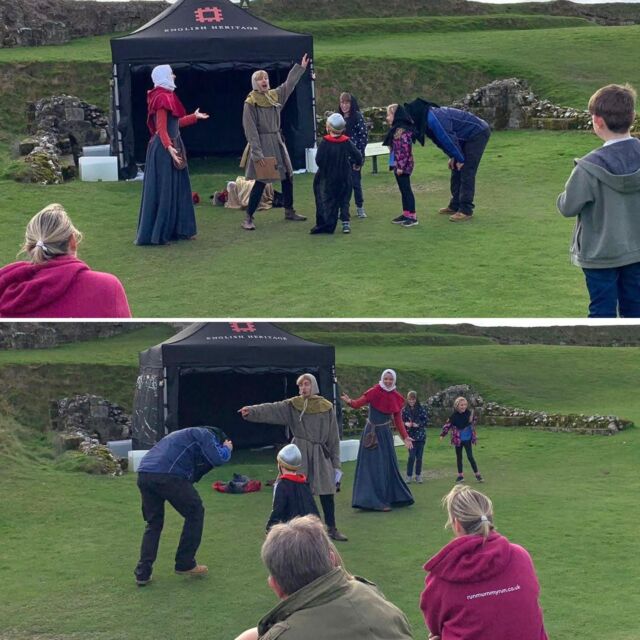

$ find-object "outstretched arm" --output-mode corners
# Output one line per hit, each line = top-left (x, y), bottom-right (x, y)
(341, 393), (368, 410)
(276, 56), (308, 105)
(239, 400), (290, 425)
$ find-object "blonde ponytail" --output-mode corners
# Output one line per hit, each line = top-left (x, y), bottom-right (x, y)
(20, 204), (82, 264)
(443, 484), (495, 540)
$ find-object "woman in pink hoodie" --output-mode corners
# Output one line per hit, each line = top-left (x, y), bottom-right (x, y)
(0, 204), (131, 318)
(420, 485), (548, 640)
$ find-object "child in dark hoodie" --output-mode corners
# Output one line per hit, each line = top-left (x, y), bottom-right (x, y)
(266, 443), (320, 532)
(0, 204), (131, 318)
(420, 485), (548, 640)
(338, 92), (369, 219)
(311, 113), (363, 235)
(557, 83), (640, 318)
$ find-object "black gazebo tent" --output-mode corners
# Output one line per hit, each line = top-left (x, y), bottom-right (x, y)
(110, 0), (315, 178)
(132, 322), (337, 449)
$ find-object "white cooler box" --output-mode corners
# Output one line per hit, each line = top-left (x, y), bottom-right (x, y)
(79, 156), (118, 182)
(339, 439), (359, 462)
(82, 144), (111, 157)
(128, 450), (149, 472)
(107, 439), (132, 459)
(305, 147), (318, 173)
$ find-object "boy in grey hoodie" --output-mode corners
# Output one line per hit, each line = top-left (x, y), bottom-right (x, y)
(557, 83), (640, 317)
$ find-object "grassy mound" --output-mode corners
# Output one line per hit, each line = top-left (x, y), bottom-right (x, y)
(0, 20), (638, 135)
(277, 14), (594, 38)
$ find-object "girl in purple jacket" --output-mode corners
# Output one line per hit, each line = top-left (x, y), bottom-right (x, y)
(384, 104), (418, 228)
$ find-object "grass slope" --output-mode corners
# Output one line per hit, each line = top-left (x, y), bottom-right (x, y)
(0, 20), (637, 134)
(0, 129), (602, 316)
(277, 14), (594, 38)
(1, 324), (639, 428)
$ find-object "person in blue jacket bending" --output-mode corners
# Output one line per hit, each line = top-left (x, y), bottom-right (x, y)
(133, 426), (233, 586)
(405, 98), (491, 222)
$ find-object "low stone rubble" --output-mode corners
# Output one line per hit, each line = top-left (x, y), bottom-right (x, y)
(319, 77), (639, 141)
(50, 394), (131, 474)
(12, 95), (109, 184)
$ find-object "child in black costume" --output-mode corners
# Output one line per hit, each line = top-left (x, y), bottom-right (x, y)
(311, 113), (363, 235)
(266, 443), (320, 532)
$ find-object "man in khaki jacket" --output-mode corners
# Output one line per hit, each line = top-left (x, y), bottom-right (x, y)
(234, 516), (414, 640)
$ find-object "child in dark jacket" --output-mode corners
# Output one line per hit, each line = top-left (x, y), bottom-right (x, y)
(338, 92), (369, 219)
(402, 390), (428, 483)
(405, 98), (491, 222)
(440, 396), (483, 483)
(311, 113), (363, 235)
(557, 83), (640, 318)
(384, 104), (418, 227)
(266, 443), (320, 532)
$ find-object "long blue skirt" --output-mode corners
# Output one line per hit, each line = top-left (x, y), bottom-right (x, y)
(135, 117), (196, 246)
(352, 406), (414, 510)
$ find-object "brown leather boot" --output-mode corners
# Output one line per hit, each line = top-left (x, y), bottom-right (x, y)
(175, 564), (208, 576)
(327, 527), (348, 542)
(284, 208), (306, 221)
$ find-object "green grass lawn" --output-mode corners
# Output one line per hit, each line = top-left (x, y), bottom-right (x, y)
(1, 430), (638, 640)
(1, 327), (639, 639)
(0, 130), (604, 317)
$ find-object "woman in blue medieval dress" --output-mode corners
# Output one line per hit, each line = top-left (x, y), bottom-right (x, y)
(135, 65), (209, 245)
(341, 369), (414, 511)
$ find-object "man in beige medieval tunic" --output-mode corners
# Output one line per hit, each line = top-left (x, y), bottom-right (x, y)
(239, 373), (348, 541)
(240, 54), (310, 230)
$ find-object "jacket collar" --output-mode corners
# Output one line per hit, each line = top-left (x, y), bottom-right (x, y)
(323, 134), (350, 143)
(258, 568), (349, 633)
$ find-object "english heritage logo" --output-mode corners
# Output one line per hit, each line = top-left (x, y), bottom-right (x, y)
(194, 6), (224, 23)
(229, 322), (257, 333)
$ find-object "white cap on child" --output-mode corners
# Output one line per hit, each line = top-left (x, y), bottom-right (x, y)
(277, 443), (302, 471)
(327, 113), (346, 132)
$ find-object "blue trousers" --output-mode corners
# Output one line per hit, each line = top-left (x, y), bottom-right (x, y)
(449, 128), (490, 215)
(582, 262), (640, 318)
(407, 440), (426, 476)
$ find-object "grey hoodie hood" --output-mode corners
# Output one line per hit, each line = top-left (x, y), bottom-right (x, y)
(576, 138), (640, 192)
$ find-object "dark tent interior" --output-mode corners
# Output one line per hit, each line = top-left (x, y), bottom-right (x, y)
(129, 64), (297, 162)
(177, 369), (320, 448)
(132, 323), (337, 450)
(111, 0), (315, 178)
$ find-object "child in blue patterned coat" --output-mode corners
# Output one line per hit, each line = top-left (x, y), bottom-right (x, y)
(402, 390), (428, 483)
(339, 92), (369, 222)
